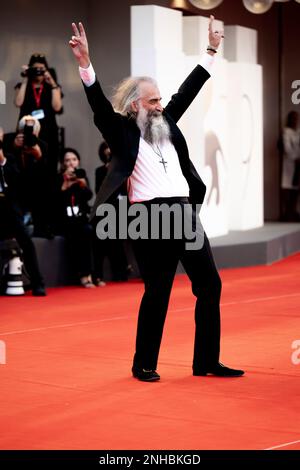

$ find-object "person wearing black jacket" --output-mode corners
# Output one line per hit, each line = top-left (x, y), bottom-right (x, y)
(56, 148), (95, 287)
(0, 127), (46, 296)
(14, 53), (63, 179)
(3, 115), (52, 238)
(69, 18), (244, 380)
(93, 141), (130, 283)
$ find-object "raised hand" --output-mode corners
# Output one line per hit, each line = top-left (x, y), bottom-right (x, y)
(208, 15), (224, 50)
(69, 22), (90, 68)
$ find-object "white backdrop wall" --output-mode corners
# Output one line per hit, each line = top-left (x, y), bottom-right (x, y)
(131, 5), (263, 236)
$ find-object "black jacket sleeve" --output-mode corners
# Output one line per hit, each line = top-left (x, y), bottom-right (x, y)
(83, 79), (123, 145)
(164, 65), (210, 123)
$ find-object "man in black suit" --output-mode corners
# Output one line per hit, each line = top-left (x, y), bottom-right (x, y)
(69, 17), (244, 381)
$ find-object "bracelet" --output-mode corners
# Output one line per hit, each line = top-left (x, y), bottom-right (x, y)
(207, 45), (218, 54)
(51, 85), (59, 89)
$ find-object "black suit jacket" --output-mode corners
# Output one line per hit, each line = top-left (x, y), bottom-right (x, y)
(84, 64), (210, 221)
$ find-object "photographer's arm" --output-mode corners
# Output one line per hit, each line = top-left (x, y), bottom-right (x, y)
(61, 170), (77, 191)
(61, 180), (74, 191)
(51, 87), (62, 112)
(14, 66), (30, 107)
(0, 128), (5, 166)
(14, 132), (42, 160)
(26, 143), (42, 160)
(14, 79), (28, 108)
(77, 178), (87, 188)
(0, 149), (5, 165)
(61, 174), (90, 195)
(44, 71), (62, 112)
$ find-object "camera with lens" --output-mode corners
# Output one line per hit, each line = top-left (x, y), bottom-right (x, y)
(74, 168), (85, 179)
(23, 124), (37, 147)
(69, 168), (85, 181)
(21, 67), (46, 79)
(68, 168), (85, 182)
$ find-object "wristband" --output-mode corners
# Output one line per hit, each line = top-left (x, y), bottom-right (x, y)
(207, 45), (218, 54)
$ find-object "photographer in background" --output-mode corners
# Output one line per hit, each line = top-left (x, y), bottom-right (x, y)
(14, 53), (63, 180)
(3, 115), (51, 238)
(0, 126), (46, 296)
(280, 111), (300, 221)
(93, 141), (132, 284)
(56, 148), (95, 288)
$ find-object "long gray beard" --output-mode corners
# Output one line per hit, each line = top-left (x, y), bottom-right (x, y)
(136, 105), (171, 146)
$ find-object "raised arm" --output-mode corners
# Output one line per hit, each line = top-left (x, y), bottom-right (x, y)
(14, 72), (28, 108)
(164, 15), (224, 123)
(207, 15), (224, 55)
(69, 22), (121, 140)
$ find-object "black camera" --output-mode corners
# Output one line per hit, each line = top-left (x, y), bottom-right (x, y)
(74, 168), (85, 179)
(23, 124), (37, 147)
(21, 67), (46, 79)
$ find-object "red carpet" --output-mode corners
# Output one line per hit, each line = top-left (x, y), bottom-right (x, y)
(0, 254), (300, 450)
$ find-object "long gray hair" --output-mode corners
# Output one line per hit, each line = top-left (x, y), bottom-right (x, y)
(112, 76), (157, 116)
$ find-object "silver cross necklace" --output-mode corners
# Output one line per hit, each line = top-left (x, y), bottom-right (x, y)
(151, 144), (168, 173)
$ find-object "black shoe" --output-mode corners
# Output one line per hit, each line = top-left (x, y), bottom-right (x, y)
(132, 367), (160, 382)
(193, 362), (244, 377)
(32, 285), (46, 296)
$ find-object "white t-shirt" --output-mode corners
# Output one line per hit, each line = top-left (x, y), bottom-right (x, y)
(127, 138), (189, 203)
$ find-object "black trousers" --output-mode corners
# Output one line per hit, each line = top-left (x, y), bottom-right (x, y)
(63, 218), (93, 278)
(131, 198), (221, 371)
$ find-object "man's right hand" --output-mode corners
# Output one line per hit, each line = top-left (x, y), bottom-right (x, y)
(69, 22), (90, 68)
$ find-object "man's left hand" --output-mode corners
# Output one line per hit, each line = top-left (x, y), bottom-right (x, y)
(208, 15), (224, 50)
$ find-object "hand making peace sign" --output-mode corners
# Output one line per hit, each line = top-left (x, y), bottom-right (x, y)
(208, 15), (224, 50)
(69, 22), (90, 68)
